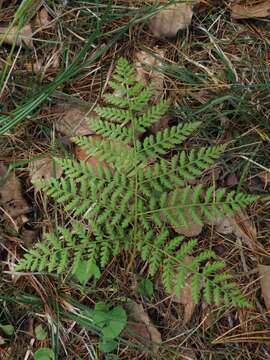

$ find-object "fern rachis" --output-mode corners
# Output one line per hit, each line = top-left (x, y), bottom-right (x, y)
(16, 58), (258, 308)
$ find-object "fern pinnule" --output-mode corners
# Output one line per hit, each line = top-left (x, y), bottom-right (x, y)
(112, 57), (136, 84)
(138, 122), (201, 159)
(175, 268), (186, 296)
(136, 100), (169, 130)
(191, 273), (202, 303)
(73, 136), (135, 168)
(90, 119), (133, 144)
(129, 88), (153, 111)
(162, 258), (175, 292)
(95, 106), (132, 124)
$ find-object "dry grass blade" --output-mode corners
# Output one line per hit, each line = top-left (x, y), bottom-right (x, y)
(212, 329), (270, 344)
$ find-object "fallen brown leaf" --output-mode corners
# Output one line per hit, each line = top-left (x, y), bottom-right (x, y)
(258, 265), (270, 311)
(123, 301), (161, 351)
(213, 216), (234, 234)
(28, 157), (62, 183)
(20, 226), (37, 249)
(0, 24), (33, 47)
(231, 0), (270, 19)
(226, 173), (238, 187)
(212, 210), (256, 249)
(0, 163), (30, 230)
(54, 107), (95, 137)
(257, 171), (270, 188)
(149, 2), (196, 38)
(74, 138), (108, 170)
(167, 256), (197, 325)
(34, 7), (51, 28)
(134, 48), (165, 99)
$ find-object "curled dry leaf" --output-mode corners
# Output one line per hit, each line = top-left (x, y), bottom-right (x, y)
(231, 0), (270, 19)
(54, 107), (95, 138)
(28, 157), (63, 183)
(134, 48), (165, 99)
(149, 1), (197, 38)
(0, 24), (33, 48)
(34, 7), (51, 28)
(211, 210), (256, 249)
(0, 163), (30, 229)
(258, 265), (270, 311)
(213, 216), (233, 234)
(123, 301), (161, 352)
(167, 256), (197, 325)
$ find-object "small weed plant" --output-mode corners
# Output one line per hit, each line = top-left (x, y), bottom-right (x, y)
(17, 59), (258, 308)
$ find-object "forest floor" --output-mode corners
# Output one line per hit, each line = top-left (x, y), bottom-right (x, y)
(0, 1), (270, 359)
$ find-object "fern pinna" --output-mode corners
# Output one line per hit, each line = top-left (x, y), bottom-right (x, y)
(17, 58), (257, 307)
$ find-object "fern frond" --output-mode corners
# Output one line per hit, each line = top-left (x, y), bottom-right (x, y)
(158, 186), (258, 229)
(17, 58), (257, 309)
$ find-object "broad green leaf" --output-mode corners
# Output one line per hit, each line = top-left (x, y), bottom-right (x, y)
(105, 355), (119, 360)
(94, 302), (109, 312)
(35, 324), (48, 341)
(92, 302), (110, 327)
(0, 324), (14, 336)
(102, 307), (127, 340)
(138, 278), (154, 299)
(34, 348), (55, 360)
(74, 260), (101, 285)
(99, 339), (118, 353)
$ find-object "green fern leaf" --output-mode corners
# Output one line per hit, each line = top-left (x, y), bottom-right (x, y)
(16, 58), (258, 309)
